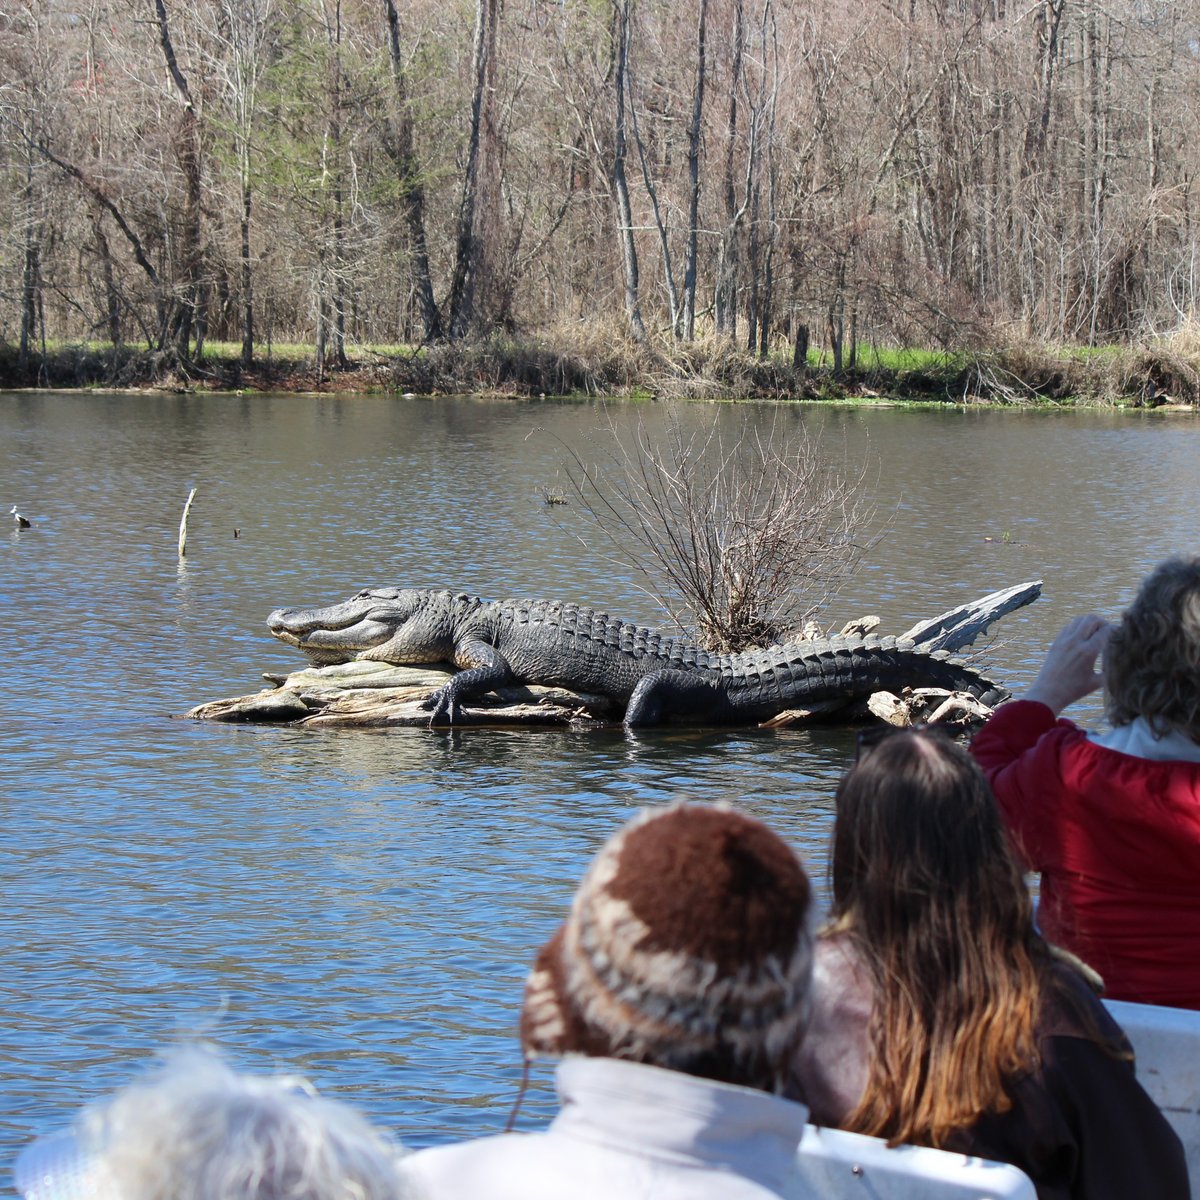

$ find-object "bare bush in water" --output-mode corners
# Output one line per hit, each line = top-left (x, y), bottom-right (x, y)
(560, 408), (877, 653)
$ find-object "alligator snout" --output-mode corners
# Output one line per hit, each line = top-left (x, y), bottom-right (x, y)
(267, 606), (305, 636)
(267, 592), (416, 664)
(269, 594), (376, 636)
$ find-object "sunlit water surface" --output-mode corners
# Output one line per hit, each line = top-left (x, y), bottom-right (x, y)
(3, 392), (1197, 1164)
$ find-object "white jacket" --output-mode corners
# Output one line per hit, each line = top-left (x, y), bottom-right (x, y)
(400, 1056), (815, 1199)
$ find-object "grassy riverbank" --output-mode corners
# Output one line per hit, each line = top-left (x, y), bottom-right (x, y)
(4, 325), (1200, 408)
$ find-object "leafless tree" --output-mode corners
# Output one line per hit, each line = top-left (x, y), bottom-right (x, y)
(6, 0), (1200, 359)
(209, 0), (276, 365)
(561, 407), (875, 652)
(447, 0), (500, 339)
(611, 0), (647, 343)
(153, 0), (205, 357)
(382, 0), (441, 342)
(678, 0), (708, 341)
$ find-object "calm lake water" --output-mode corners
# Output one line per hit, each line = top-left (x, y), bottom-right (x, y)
(3, 391), (1198, 1166)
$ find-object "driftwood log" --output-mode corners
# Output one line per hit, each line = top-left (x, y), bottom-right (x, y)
(187, 659), (614, 728)
(186, 580), (1041, 731)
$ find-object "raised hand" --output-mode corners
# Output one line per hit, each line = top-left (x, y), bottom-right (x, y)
(1024, 614), (1111, 715)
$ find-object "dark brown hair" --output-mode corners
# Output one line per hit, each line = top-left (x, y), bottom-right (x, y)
(829, 728), (1047, 1147)
(1105, 556), (1200, 741)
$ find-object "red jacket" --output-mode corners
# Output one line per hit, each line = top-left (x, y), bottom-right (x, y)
(971, 700), (1200, 1010)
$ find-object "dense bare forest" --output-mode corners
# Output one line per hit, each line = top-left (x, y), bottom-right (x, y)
(3, 0), (1199, 385)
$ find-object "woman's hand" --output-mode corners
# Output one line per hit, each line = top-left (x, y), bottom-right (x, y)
(1024, 614), (1111, 716)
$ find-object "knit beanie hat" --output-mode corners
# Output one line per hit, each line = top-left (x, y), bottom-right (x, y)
(520, 801), (813, 1093)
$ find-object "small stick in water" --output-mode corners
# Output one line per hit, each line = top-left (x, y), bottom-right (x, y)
(178, 487), (198, 558)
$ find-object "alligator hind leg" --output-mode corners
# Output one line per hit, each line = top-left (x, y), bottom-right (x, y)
(624, 669), (733, 728)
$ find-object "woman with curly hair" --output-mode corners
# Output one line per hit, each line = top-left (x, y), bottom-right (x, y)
(789, 727), (1187, 1200)
(971, 556), (1200, 1009)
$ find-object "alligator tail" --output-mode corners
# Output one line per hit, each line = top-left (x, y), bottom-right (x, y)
(724, 635), (1007, 716)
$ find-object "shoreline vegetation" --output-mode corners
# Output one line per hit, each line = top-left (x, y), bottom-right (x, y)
(11, 1), (1200, 418)
(4, 326), (1200, 409)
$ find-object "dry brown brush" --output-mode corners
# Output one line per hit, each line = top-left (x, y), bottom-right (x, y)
(559, 406), (875, 652)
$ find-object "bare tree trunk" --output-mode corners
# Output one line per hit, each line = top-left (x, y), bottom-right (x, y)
(827, 251), (845, 375)
(748, 0), (778, 360)
(759, 123), (778, 360)
(612, 0), (647, 343)
(91, 209), (122, 346)
(313, 0), (350, 368)
(629, 51), (679, 334)
(792, 323), (809, 372)
(1023, 0), (1065, 174)
(747, 131), (762, 352)
(19, 230), (41, 370)
(332, 168), (348, 367)
(19, 156), (41, 372)
(679, 0), (708, 341)
(212, 0), (274, 366)
(714, 0), (745, 336)
(153, 0), (203, 357)
(383, 0), (442, 342)
(240, 179), (254, 364)
(448, 0), (499, 340)
(759, 218), (773, 358)
(315, 281), (328, 383)
(1083, 6), (1115, 343)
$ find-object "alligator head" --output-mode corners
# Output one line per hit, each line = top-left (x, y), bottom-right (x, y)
(268, 587), (460, 666)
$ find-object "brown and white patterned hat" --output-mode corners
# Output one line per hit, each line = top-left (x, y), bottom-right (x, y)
(520, 801), (813, 1093)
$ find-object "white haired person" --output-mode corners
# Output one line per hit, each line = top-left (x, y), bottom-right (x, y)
(15, 1046), (414, 1200)
(971, 556), (1200, 1009)
(400, 801), (817, 1199)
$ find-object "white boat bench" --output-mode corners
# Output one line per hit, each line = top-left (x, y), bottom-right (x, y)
(1107, 998), (1200, 1189)
(794, 1124), (1035, 1198)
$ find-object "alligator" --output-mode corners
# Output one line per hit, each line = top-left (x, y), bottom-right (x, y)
(267, 587), (1012, 728)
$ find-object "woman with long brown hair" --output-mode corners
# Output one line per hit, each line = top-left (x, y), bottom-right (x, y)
(789, 727), (1188, 1200)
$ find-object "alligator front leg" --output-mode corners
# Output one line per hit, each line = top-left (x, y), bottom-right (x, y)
(624, 669), (733, 728)
(420, 639), (515, 725)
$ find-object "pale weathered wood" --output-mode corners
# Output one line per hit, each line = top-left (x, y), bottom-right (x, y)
(187, 688), (312, 723)
(865, 686), (994, 731)
(187, 658), (616, 726)
(898, 579), (1042, 653)
(261, 660), (459, 692)
(300, 697), (596, 729)
(839, 615), (880, 637)
(177, 486), (197, 558)
(867, 691), (911, 726)
(758, 700), (850, 728)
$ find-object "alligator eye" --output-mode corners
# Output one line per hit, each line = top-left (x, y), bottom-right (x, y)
(367, 604), (403, 622)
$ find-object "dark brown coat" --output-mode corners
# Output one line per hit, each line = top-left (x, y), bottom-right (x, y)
(788, 935), (1190, 1200)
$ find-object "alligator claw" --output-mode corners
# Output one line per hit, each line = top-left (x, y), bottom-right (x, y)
(421, 685), (460, 726)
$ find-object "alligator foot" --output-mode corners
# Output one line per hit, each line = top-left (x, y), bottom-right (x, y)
(419, 658), (516, 726)
(420, 685), (463, 726)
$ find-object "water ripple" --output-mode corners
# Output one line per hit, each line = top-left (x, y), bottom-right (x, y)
(3, 392), (1197, 1163)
